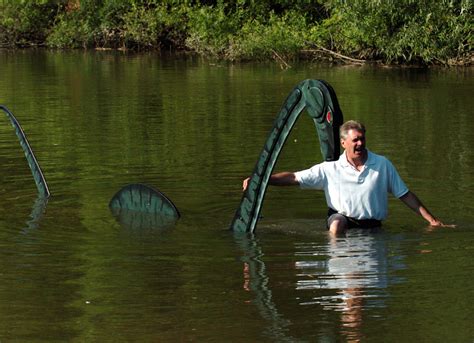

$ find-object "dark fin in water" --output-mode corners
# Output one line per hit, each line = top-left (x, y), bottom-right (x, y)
(0, 105), (50, 197)
(109, 183), (180, 229)
(230, 79), (343, 233)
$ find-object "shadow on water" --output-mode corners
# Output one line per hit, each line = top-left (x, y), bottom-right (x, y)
(233, 226), (407, 341)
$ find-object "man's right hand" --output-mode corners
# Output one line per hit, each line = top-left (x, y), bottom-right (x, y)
(242, 177), (250, 191)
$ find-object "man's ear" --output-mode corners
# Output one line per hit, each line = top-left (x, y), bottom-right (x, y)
(340, 139), (345, 148)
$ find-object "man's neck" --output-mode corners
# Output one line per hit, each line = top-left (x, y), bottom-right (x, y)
(345, 150), (368, 171)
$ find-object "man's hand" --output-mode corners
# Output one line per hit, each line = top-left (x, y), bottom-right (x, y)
(242, 177), (250, 191)
(400, 191), (455, 228)
(428, 218), (456, 228)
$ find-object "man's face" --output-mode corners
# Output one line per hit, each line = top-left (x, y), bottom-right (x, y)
(341, 129), (366, 159)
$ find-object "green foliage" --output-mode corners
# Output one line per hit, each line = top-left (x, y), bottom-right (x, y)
(319, 0), (472, 64)
(121, 3), (189, 49)
(186, 2), (241, 56)
(185, 2), (313, 60)
(0, 0), (472, 65)
(46, 1), (191, 49)
(0, 2), (58, 47)
(228, 10), (308, 61)
(47, 6), (98, 48)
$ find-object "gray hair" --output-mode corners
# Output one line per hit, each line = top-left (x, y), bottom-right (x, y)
(340, 120), (366, 140)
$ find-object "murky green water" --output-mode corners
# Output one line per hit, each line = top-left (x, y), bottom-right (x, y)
(0, 50), (473, 342)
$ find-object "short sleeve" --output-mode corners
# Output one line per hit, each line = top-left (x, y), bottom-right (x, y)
(387, 159), (409, 198)
(294, 163), (326, 190)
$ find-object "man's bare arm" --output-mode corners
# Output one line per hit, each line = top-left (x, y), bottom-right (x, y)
(269, 172), (299, 186)
(399, 191), (453, 227)
(242, 172), (299, 191)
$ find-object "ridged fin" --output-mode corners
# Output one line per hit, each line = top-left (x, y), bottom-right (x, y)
(109, 183), (180, 229)
(0, 105), (50, 197)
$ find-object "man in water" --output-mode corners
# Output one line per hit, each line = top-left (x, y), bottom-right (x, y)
(243, 120), (449, 235)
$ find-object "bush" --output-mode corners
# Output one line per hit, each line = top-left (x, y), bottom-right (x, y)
(47, 1), (190, 50)
(1, 0), (471, 65)
(0, 2), (58, 47)
(185, 3), (241, 56)
(46, 1), (101, 49)
(317, 0), (472, 64)
(122, 3), (189, 50)
(228, 10), (308, 61)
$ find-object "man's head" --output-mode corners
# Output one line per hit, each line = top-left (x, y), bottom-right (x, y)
(340, 120), (365, 140)
(340, 120), (367, 160)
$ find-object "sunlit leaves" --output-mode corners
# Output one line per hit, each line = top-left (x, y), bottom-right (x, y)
(0, 0), (471, 65)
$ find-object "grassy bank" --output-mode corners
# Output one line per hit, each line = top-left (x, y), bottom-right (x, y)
(0, 0), (472, 66)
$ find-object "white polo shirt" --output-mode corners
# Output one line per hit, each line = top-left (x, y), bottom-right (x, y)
(294, 150), (409, 220)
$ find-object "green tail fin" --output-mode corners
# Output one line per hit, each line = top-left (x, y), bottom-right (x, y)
(1, 105), (50, 197)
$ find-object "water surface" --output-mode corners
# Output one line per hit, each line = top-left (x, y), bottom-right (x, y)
(0, 50), (473, 342)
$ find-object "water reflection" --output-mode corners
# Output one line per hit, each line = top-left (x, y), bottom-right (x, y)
(234, 233), (296, 342)
(110, 208), (178, 231)
(295, 230), (405, 341)
(1, 51), (472, 341)
(234, 229), (408, 341)
(22, 196), (48, 232)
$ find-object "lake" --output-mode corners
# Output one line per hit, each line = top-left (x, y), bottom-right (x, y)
(0, 50), (473, 342)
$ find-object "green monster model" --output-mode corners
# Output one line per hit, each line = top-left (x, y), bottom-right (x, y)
(2, 79), (342, 232)
(230, 79), (343, 233)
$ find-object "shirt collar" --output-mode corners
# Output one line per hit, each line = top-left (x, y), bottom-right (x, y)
(339, 149), (374, 168)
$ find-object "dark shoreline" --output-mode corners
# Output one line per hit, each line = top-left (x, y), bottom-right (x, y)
(1, 46), (472, 69)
